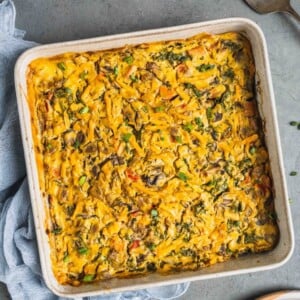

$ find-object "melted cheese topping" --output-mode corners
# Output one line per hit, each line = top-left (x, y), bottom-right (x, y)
(27, 32), (278, 286)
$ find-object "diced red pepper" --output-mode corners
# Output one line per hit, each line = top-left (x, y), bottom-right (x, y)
(126, 169), (139, 182)
(130, 210), (139, 217)
(130, 240), (140, 249)
(52, 168), (61, 177)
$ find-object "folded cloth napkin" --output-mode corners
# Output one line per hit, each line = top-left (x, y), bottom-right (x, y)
(0, 1), (190, 299)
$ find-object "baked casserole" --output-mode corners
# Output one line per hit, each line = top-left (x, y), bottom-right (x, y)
(27, 32), (278, 285)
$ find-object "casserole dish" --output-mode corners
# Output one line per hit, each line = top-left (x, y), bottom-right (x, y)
(14, 18), (294, 298)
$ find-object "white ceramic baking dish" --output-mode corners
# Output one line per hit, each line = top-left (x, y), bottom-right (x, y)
(14, 18), (294, 298)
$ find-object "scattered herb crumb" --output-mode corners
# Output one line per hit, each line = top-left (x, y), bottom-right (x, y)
(151, 209), (158, 217)
(122, 133), (132, 143)
(113, 66), (119, 75)
(177, 172), (188, 182)
(79, 71), (87, 80)
(123, 55), (134, 64)
(289, 121), (300, 130)
(175, 135), (183, 143)
(196, 63), (214, 72)
(79, 175), (87, 186)
(155, 106), (165, 112)
(289, 121), (298, 126)
(57, 62), (66, 71)
(290, 171), (297, 176)
(83, 274), (95, 282)
(249, 146), (256, 155)
(182, 123), (194, 132)
(79, 106), (89, 114)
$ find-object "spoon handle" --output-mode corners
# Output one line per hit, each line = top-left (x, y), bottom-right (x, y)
(285, 3), (300, 22)
(256, 290), (300, 300)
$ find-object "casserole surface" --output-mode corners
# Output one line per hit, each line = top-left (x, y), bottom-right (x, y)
(27, 31), (278, 286)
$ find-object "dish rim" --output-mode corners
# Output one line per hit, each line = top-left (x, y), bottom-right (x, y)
(14, 17), (294, 298)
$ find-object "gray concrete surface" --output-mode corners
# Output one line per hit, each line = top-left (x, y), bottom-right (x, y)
(1, 0), (300, 299)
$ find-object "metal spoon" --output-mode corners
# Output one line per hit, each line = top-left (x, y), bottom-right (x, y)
(244, 0), (300, 22)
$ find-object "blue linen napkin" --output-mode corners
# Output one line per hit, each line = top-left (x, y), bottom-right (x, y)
(0, 1), (190, 299)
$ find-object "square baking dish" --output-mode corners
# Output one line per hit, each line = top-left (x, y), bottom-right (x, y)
(14, 18), (294, 298)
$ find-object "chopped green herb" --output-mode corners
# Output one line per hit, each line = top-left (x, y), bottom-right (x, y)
(227, 220), (240, 229)
(79, 175), (87, 186)
(192, 202), (206, 215)
(223, 68), (235, 80)
(130, 74), (138, 82)
(193, 88), (203, 97)
(146, 242), (156, 251)
(52, 227), (62, 235)
(55, 89), (66, 98)
(113, 66), (119, 75)
(79, 71), (88, 80)
(155, 106), (165, 112)
(183, 235), (190, 242)
(151, 209), (158, 217)
(297, 124), (300, 130)
(57, 62), (66, 71)
(154, 50), (190, 65)
(206, 107), (213, 120)
(142, 106), (148, 113)
(289, 121), (298, 126)
(59, 100), (66, 112)
(73, 139), (81, 149)
(182, 222), (191, 230)
(182, 123), (194, 132)
(46, 143), (52, 151)
(79, 106), (89, 114)
(175, 135), (183, 143)
(177, 172), (188, 182)
(63, 252), (69, 263)
(184, 82), (204, 97)
(249, 146), (256, 155)
(196, 64), (214, 72)
(65, 87), (72, 94)
(78, 247), (88, 255)
(194, 117), (203, 129)
(290, 171), (297, 176)
(83, 274), (95, 282)
(222, 40), (242, 52)
(122, 133), (132, 143)
(268, 211), (278, 222)
(123, 55), (134, 64)
(180, 248), (195, 257)
(244, 232), (256, 244)
(55, 87), (72, 98)
(239, 158), (252, 171)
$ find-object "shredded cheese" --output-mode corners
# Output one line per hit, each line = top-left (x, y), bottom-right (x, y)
(27, 32), (278, 286)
